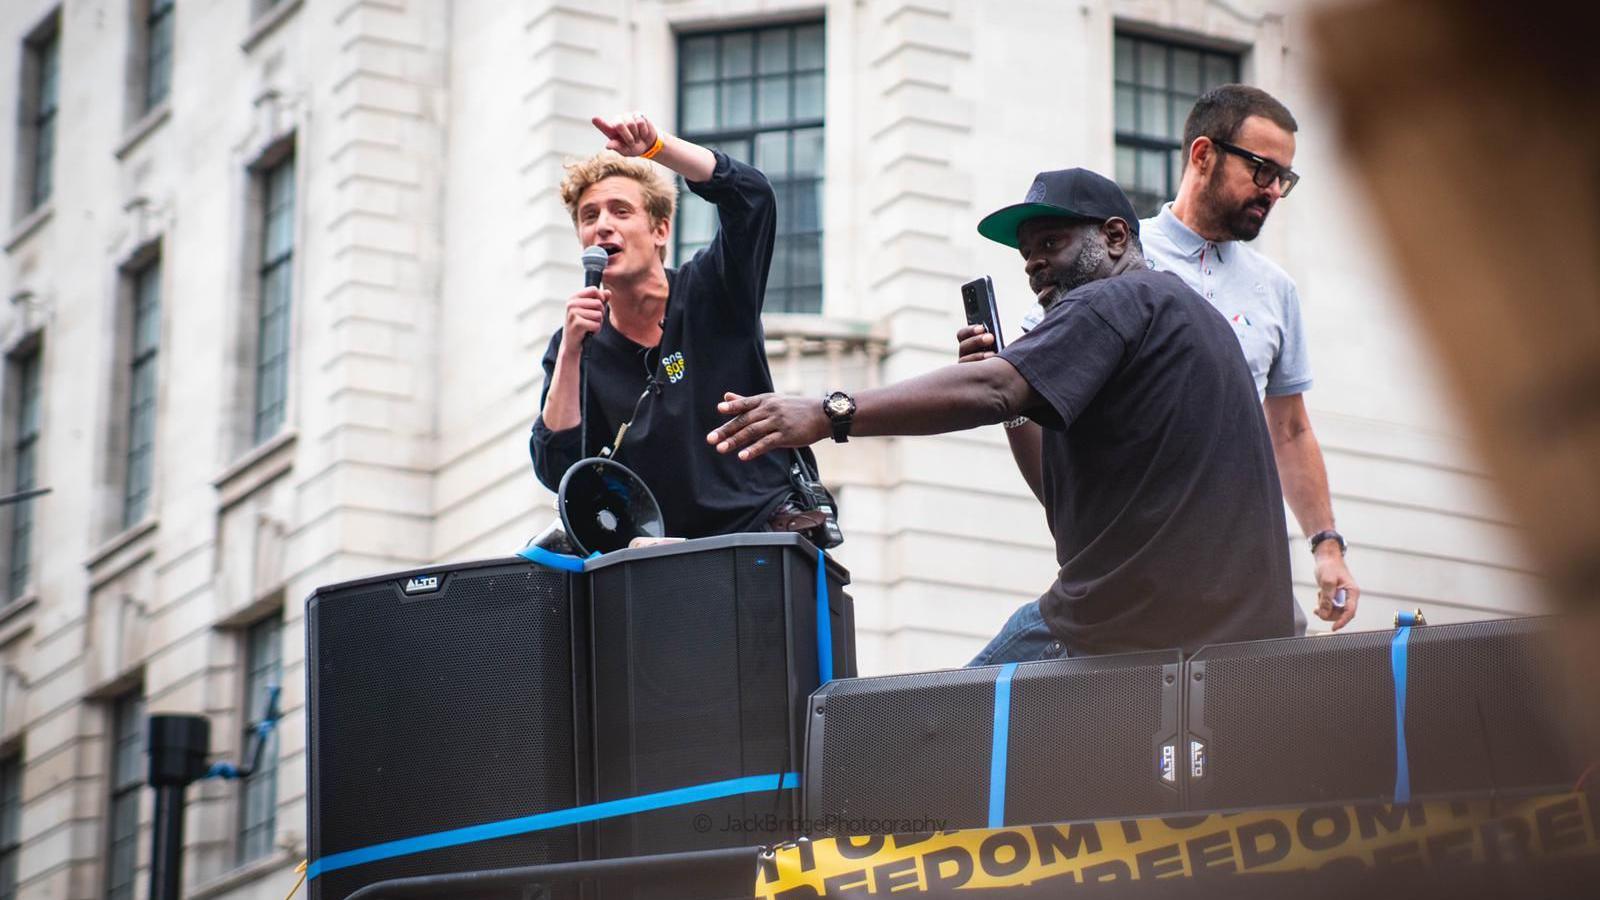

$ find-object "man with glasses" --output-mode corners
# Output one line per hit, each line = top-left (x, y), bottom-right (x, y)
(1143, 84), (1360, 633)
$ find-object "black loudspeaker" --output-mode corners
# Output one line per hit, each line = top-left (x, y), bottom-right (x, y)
(586, 534), (855, 864)
(1185, 616), (1590, 812)
(306, 558), (590, 900)
(804, 651), (1183, 836)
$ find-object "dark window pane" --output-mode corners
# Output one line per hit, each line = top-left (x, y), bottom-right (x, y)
(676, 194), (716, 246)
(1114, 85), (1137, 133)
(682, 84), (716, 133)
(1205, 54), (1236, 89)
(256, 155), (295, 444)
(28, 29), (59, 210)
(754, 131), (788, 178)
(793, 233), (822, 288)
(106, 692), (145, 899)
(1114, 35), (1134, 82)
(722, 32), (753, 77)
(794, 72), (824, 120)
(126, 260), (161, 529)
(720, 138), (751, 163)
(1137, 148), (1167, 194)
(0, 755), (20, 900)
(756, 75), (790, 125)
(145, 0), (174, 110)
(757, 29), (788, 74)
(770, 237), (791, 291)
(1173, 49), (1201, 94)
(1115, 145), (1137, 187)
(791, 127), (823, 177)
(239, 616), (283, 863)
(789, 181), (822, 234)
(1137, 42), (1166, 87)
(681, 35), (716, 81)
(7, 349), (42, 600)
(720, 78), (753, 129)
(1171, 92), (1197, 141)
(1137, 88), (1167, 138)
(794, 24), (824, 70)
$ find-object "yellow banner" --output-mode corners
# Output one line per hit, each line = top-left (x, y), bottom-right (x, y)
(755, 793), (1599, 897)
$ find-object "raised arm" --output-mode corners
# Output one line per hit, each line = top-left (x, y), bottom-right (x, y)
(592, 112), (716, 183)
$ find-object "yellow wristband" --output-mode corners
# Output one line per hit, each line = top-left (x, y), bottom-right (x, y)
(640, 135), (665, 160)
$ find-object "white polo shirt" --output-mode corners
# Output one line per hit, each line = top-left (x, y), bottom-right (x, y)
(1140, 203), (1313, 400)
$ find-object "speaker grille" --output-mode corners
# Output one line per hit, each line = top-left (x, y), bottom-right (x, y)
(810, 668), (997, 835)
(1188, 617), (1582, 811)
(308, 561), (582, 900)
(1007, 653), (1178, 823)
(589, 538), (853, 867)
(1405, 619), (1580, 795)
(1191, 630), (1394, 808)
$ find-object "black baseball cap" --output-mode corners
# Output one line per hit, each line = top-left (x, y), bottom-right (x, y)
(977, 168), (1140, 248)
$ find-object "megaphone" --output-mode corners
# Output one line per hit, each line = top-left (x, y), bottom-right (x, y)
(530, 456), (666, 556)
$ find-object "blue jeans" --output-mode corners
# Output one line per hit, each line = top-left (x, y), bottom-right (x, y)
(968, 600), (1067, 667)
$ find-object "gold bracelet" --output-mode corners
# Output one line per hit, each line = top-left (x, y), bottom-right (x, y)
(640, 135), (665, 160)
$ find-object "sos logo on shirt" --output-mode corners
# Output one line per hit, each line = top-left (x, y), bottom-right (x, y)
(663, 351), (687, 383)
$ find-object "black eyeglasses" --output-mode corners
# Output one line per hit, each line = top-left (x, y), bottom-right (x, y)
(1212, 140), (1300, 196)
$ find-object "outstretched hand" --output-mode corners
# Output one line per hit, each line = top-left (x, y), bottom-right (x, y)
(592, 112), (661, 157)
(707, 393), (830, 461)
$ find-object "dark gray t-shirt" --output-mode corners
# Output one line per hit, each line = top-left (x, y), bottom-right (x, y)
(1000, 268), (1293, 656)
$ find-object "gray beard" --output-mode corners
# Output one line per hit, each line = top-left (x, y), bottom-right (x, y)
(1043, 239), (1108, 309)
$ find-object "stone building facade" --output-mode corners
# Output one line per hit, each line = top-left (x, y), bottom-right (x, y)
(0, 0), (1537, 896)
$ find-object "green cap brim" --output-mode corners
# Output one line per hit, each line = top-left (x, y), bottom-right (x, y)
(976, 202), (1086, 248)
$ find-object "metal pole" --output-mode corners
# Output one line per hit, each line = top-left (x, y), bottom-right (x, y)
(146, 715), (211, 900)
(150, 784), (187, 900)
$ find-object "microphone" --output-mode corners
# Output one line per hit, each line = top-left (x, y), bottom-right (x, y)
(578, 245), (611, 459)
(582, 245), (609, 289)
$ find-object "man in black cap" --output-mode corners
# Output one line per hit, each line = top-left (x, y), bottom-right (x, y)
(707, 168), (1295, 660)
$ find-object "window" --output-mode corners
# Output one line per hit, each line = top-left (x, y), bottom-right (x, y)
(106, 692), (144, 900)
(123, 260), (160, 528)
(0, 754), (19, 900)
(1113, 33), (1240, 218)
(141, 0), (174, 113)
(238, 616), (282, 864)
(5, 349), (41, 602)
(19, 18), (60, 214)
(675, 22), (825, 314)
(254, 151), (295, 444)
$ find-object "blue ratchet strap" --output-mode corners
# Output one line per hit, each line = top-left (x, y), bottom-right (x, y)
(308, 772), (801, 879)
(816, 547), (834, 684)
(988, 662), (1019, 828)
(1391, 611), (1419, 803)
(518, 545), (591, 572)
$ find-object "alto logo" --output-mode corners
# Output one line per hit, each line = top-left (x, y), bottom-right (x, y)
(1160, 743), (1177, 783)
(403, 574), (440, 595)
(1190, 739), (1207, 779)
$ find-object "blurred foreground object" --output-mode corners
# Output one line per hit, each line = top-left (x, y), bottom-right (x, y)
(1311, 0), (1600, 749)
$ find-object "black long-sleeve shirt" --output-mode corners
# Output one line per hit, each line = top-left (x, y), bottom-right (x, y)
(529, 151), (797, 539)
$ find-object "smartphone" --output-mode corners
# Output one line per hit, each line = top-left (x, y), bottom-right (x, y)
(961, 276), (1005, 350)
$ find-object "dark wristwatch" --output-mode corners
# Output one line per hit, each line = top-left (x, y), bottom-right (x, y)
(1308, 529), (1347, 556)
(822, 390), (856, 443)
